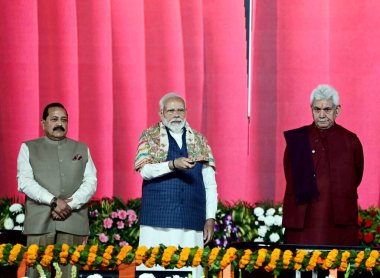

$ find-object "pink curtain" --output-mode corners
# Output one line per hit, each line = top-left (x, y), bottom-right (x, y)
(1, 0), (379, 207)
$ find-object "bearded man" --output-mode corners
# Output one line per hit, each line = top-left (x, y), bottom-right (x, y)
(134, 93), (218, 252)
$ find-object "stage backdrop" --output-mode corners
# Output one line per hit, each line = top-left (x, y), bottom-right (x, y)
(0, 0), (379, 207)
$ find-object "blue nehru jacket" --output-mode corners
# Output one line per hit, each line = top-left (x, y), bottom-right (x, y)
(139, 128), (206, 231)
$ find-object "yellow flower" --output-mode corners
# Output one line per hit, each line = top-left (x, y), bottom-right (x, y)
(176, 247), (191, 268)
(8, 243), (23, 265)
(322, 249), (338, 270)
(101, 245), (114, 267)
(145, 246), (160, 268)
(355, 250), (365, 268)
(0, 243), (7, 261)
(254, 248), (268, 269)
(293, 250), (307, 270)
(365, 250), (379, 271)
(306, 250), (322, 271)
(239, 249), (253, 269)
(135, 246), (148, 265)
(220, 247), (237, 270)
(208, 247), (220, 267)
(40, 244), (55, 267)
(59, 244), (69, 265)
(26, 244), (39, 266)
(161, 246), (177, 267)
(282, 250), (293, 269)
(191, 248), (203, 267)
(338, 251), (351, 271)
(70, 245), (85, 265)
(264, 248), (281, 272)
(116, 245), (133, 265)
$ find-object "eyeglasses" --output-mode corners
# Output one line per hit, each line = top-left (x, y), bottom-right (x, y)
(312, 106), (335, 114)
(164, 108), (186, 115)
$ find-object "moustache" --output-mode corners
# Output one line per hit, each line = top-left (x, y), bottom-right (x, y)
(53, 126), (65, 132)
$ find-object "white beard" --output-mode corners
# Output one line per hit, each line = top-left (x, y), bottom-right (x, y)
(162, 117), (186, 134)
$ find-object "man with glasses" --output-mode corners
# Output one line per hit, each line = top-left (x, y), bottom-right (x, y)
(134, 93), (218, 274)
(282, 84), (364, 246)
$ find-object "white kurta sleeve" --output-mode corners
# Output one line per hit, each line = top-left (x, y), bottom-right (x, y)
(17, 143), (55, 205)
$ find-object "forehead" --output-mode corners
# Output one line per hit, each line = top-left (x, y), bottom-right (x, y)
(163, 97), (185, 108)
(312, 98), (334, 107)
(47, 107), (68, 117)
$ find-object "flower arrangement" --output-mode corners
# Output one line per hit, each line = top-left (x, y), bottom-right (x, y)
(87, 197), (139, 248)
(358, 206), (380, 246)
(1, 197), (380, 248)
(1, 244), (380, 277)
(0, 198), (25, 231)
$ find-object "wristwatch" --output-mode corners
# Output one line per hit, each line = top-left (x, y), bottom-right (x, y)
(50, 197), (58, 210)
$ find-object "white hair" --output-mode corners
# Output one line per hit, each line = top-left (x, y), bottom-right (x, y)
(159, 92), (186, 110)
(310, 85), (340, 106)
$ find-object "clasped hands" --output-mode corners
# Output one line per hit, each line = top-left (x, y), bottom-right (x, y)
(171, 157), (196, 170)
(51, 198), (72, 221)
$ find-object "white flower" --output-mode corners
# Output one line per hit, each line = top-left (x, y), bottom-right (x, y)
(13, 226), (23, 231)
(4, 218), (14, 230)
(254, 221), (259, 225)
(282, 228), (285, 234)
(278, 206), (283, 214)
(16, 213), (25, 224)
(264, 215), (274, 226)
(269, 233), (280, 242)
(9, 203), (23, 213)
(273, 215), (282, 226)
(88, 274), (103, 278)
(254, 237), (264, 242)
(139, 274), (155, 278)
(265, 208), (276, 216)
(257, 225), (268, 237)
(254, 207), (264, 217)
(258, 215), (265, 221)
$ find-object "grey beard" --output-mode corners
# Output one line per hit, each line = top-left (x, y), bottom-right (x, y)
(162, 118), (185, 134)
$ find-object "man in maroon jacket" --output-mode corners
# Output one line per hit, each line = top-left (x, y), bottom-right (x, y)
(283, 84), (364, 246)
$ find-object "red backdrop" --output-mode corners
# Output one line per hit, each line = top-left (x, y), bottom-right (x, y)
(1, 0), (379, 207)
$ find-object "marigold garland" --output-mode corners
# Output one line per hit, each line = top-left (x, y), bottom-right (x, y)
(264, 248), (281, 272)
(254, 248), (268, 269)
(8, 243), (23, 265)
(40, 244), (54, 267)
(101, 245), (114, 267)
(3, 243), (380, 277)
(322, 249), (339, 270)
(26, 244), (39, 266)
(160, 246), (177, 267)
(134, 245), (148, 265)
(282, 250), (293, 270)
(220, 247), (237, 270)
(145, 246), (160, 268)
(306, 250), (322, 271)
(239, 249), (253, 269)
(115, 245), (133, 265)
(338, 251), (351, 271)
(69, 245), (85, 265)
(293, 249), (307, 270)
(176, 247), (191, 269)
(365, 250), (379, 271)
(58, 243), (69, 265)
(191, 247), (203, 267)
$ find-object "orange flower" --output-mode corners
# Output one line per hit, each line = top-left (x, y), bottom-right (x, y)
(254, 248), (268, 269)
(365, 250), (379, 271)
(145, 246), (160, 268)
(220, 247), (237, 270)
(8, 243), (23, 265)
(26, 244), (39, 266)
(40, 245), (55, 267)
(264, 248), (281, 272)
(208, 247), (221, 267)
(70, 245), (85, 265)
(191, 248), (203, 267)
(239, 249), (253, 269)
(306, 250), (322, 271)
(116, 245), (133, 265)
(135, 246), (148, 265)
(338, 251), (351, 271)
(176, 247), (191, 269)
(59, 244), (69, 264)
(161, 246), (177, 267)
(282, 250), (293, 269)
(293, 250), (307, 270)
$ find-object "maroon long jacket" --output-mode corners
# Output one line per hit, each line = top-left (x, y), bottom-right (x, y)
(283, 124), (364, 230)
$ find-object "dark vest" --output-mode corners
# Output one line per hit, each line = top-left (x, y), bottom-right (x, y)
(139, 129), (206, 231)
